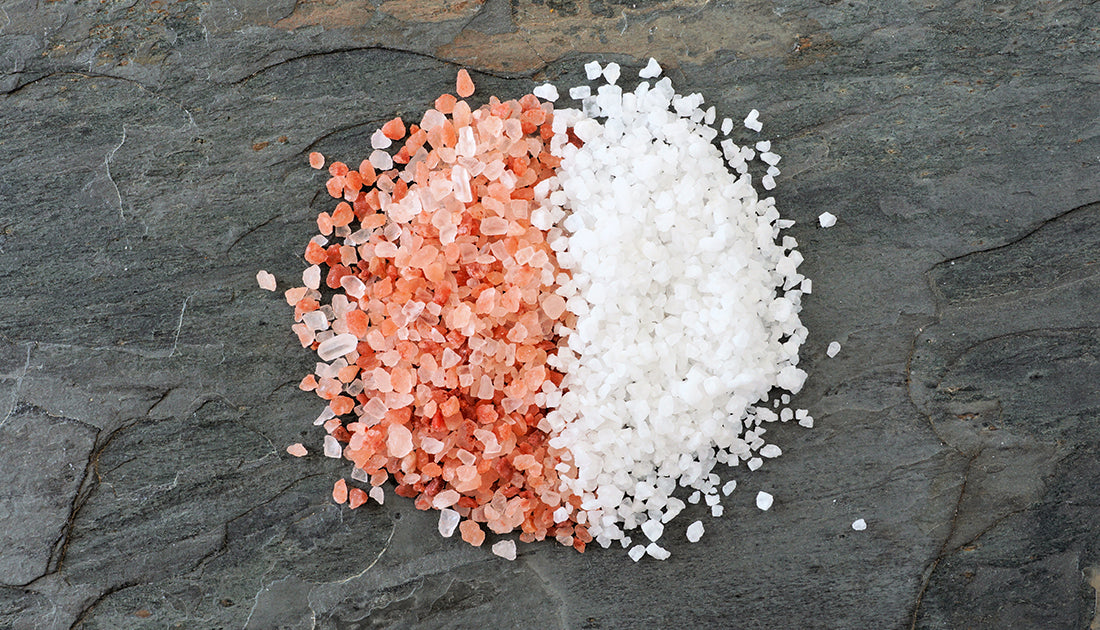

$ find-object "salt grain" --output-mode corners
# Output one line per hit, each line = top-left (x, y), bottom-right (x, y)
(852, 518), (867, 531)
(256, 270), (277, 291)
(756, 491), (774, 511)
(438, 508), (461, 537)
(818, 211), (837, 228)
(686, 520), (704, 542)
(491, 540), (517, 560)
(533, 83), (560, 102)
(827, 341), (841, 357)
(744, 109), (762, 132)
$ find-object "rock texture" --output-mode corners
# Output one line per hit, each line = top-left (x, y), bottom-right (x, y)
(0, 0), (1097, 628)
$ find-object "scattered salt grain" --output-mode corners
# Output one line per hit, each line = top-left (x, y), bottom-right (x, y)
(323, 435), (342, 459)
(711, 505), (723, 517)
(756, 491), (774, 511)
(286, 443), (307, 457)
(584, 60), (603, 80)
(686, 520), (704, 543)
(491, 540), (517, 560)
(760, 444), (782, 458)
(628, 545), (647, 561)
(646, 543), (671, 560)
(438, 508), (461, 537)
(533, 83), (560, 102)
(827, 341), (841, 357)
(852, 518), (867, 531)
(641, 519), (664, 542)
(747, 457), (763, 471)
(744, 108), (762, 132)
(256, 270), (277, 291)
(818, 211), (837, 228)
(602, 62), (621, 85)
(721, 118), (733, 135)
(369, 486), (384, 505)
(721, 480), (737, 496)
(639, 57), (662, 78)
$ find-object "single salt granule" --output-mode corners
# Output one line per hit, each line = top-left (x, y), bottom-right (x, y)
(641, 519), (664, 542)
(852, 518), (867, 531)
(756, 491), (774, 511)
(491, 540), (517, 561)
(533, 83), (559, 101)
(819, 212), (837, 228)
(645, 543), (671, 560)
(323, 435), (342, 459)
(286, 443), (307, 457)
(721, 118), (733, 135)
(438, 508), (461, 537)
(628, 545), (646, 562)
(369, 486), (384, 504)
(602, 62), (621, 85)
(584, 60), (603, 80)
(747, 457), (763, 471)
(744, 109), (762, 132)
(760, 444), (782, 458)
(721, 480), (737, 496)
(639, 57), (662, 78)
(827, 341), (841, 357)
(256, 270), (277, 291)
(711, 505), (723, 517)
(686, 520), (704, 543)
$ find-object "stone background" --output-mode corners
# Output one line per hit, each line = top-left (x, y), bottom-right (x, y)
(0, 0), (1097, 628)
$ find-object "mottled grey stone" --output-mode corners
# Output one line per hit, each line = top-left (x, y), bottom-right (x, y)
(0, 0), (1098, 628)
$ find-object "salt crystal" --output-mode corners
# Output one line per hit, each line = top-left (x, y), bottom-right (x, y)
(760, 444), (782, 458)
(603, 63), (621, 85)
(323, 435), (342, 459)
(628, 545), (646, 561)
(711, 505), (723, 517)
(303, 265), (321, 290)
(641, 519), (664, 542)
(369, 486), (384, 504)
(827, 341), (841, 357)
(721, 118), (733, 135)
(491, 540), (517, 560)
(584, 60), (603, 80)
(386, 423), (414, 458)
(438, 509), (461, 537)
(371, 129), (392, 150)
(533, 83), (559, 101)
(317, 333), (357, 361)
(286, 443), (307, 457)
(744, 109), (762, 132)
(756, 491), (774, 511)
(645, 542), (671, 560)
(639, 58), (662, 78)
(686, 520), (704, 542)
(852, 518), (867, 531)
(721, 480), (737, 496)
(747, 457), (763, 471)
(256, 270), (277, 291)
(818, 211), (837, 228)
(569, 85), (591, 100)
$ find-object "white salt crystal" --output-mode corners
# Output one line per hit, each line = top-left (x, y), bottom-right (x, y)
(371, 129), (392, 149)
(721, 118), (733, 135)
(760, 444), (782, 458)
(303, 265), (321, 290)
(317, 333), (357, 361)
(747, 457), (763, 471)
(762, 174), (776, 190)
(852, 518), (867, 531)
(256, 270), (276, 291)
(818, 211), (837, 228)
(491, 540), (517, 561)
(533, 83), (559, 101)
(584, 60), (603, 80)
(744, 109), (762, 132)
(628, 545), (647, 562)
(432, 489), (460, 509)
(323, 435), (342, 459)
(760, 151), (781, 165)
(639, 57), (662, 78)
(438, 509), (460, 537)
(721, 480), (737, 496)
(645, 542), (670, 560)
(641, 519), (664, 542)
(369, 149), (393, 171)
(827, 341), (841, 357)
(756, 491), (774, 511)
(602, 62), (621, 85)
(711, 505), (723, 517)
(755, 140), (771, 152)
(686, 520), (704, 542)
(569, 85), (591, 100)
(369, 486), (384, 504)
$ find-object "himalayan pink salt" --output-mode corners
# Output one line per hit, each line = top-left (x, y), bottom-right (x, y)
(286, 443), (308, 457)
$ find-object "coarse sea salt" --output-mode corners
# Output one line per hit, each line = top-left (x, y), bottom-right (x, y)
(827, 341), (841, 357)
(756, 491), (774, 511)
(819, 211), (837, 228)
(852, 518), (867, 531)
(686, 520), (704, 542)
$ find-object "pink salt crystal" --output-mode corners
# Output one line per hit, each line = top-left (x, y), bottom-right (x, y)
(286, 443), (308, 457)
(540, 294), (566, 320)
(256, 270), (277, 291)
(441, 347), (461, 369)
(491, 540), (517, 561)
(309, 152), (325, 169)
(432, 489), (461, 509)
(386, 423), (414, 457)
(332, 478), (348, 504)
(480, 217), (510, 236)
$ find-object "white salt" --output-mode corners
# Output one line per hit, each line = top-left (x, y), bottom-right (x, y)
(827, 341), (841, 357)
(602, 62), (621, 85)
(641, 519), (664, 542)
(721, 118), (733, 135)
(818, 211), (837, 228)
(491, 540), (517, 561)
(256, 270), (276, 291)
(756, 491), (774, 511)
(371, 129), (392, 150)
(438, 509), (460, 537)
(721, 480), (737, 496)
(368, 486), (384, 505)
(584, 60), (603, 80)
(323, 435), (342, 459)
(744, 109), (762, 132)
(686, 520), (704, 542)
(645, 543), (671, 560)
(852, 518), (867, 531)
(533, 83), (559, 101)
(639, 57), (662, 78)
(317, 333), (357, 361)
(760, 444), (782, 458)
(628, 545), (647, 562)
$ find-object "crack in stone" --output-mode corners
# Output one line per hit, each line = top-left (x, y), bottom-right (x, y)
(103, 124), (127, 220)
(0, 342), (32, 429)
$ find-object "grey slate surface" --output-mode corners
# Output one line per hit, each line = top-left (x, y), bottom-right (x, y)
(0, 0), (1097, 628)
